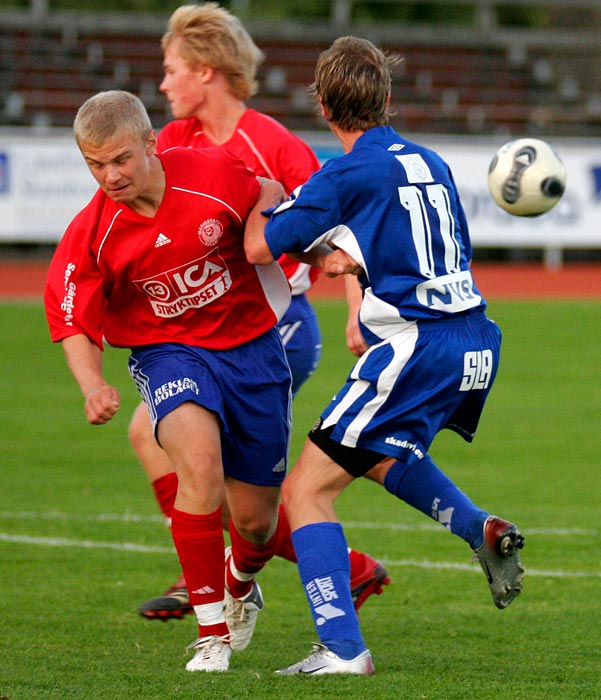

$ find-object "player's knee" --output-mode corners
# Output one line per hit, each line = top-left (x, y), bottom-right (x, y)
(233, 512), (277, 545)
(280, 468), (311, 514)
(128, 402), (151, 450)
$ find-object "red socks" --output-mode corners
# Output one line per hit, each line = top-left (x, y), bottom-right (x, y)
(226, 520), (282, 598)
(171, 507), (228, 638)
(270, 503), (298, 562)
(151, 472), (178, 520)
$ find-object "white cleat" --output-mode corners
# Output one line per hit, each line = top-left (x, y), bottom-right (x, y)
(185, 635), (232, 672)
(224, 546), (264, 651)
(276, 643), (376, 675)
(224, 581), (264, 652)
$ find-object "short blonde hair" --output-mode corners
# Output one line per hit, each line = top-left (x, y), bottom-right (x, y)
(311, 36), (401, 132)
(74, 90), (152, 147)
(162, 3), (264, 100)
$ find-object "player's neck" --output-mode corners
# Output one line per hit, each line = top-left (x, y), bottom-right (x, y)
(128, 156), (166, 217)
(196, 96), (246, 146)
(331, 126), (365, 154)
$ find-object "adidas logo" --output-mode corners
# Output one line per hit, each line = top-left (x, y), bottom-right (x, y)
(155, 232), (171, 248)
(272, 458), (286, 473)
(191, 585), (215, 595)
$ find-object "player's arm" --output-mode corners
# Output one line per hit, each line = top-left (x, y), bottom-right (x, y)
(61, 334), (120, 426)
(244, 177), (285, 265)
(344, 275), (369, 356)
(245, 178), (362, 276)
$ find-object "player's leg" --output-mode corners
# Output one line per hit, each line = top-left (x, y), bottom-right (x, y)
(277, 294), (390, 609)
(276, 438), (375, 675)
(368, 456), (489, 546)
(278, 293), (322, 396)
(363, 313), (523, 608)
(217, 328), (291, 652)
(223, 479), (281, 651)
(369, 457), (524, 608)
(128, 343), (240, 671)
(157, 401), (232, 671)
(128, 402), (192, 619)
(129, 401), (174, 486)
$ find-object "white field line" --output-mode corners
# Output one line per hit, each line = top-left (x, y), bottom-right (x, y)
(0, 533), (172, 553)
(0, 510), (598, 537)
(0, 510), (166, 524)
(0, 533), (599, 578)
(0, 510), (599, 579)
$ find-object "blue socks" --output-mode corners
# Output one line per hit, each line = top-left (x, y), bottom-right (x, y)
(383, 454), (488, 549)
(292, 522), (366, 660)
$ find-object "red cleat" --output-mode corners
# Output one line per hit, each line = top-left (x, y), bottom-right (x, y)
(350, 553), (391, 612)
(138, 573), (193, 620)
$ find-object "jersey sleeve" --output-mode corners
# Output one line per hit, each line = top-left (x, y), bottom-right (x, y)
(264, 167), (340, 260)
(44, 212), (106, 349)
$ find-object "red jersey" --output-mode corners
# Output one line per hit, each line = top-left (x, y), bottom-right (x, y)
(45, 147), (290, 350)
(157, 109), (321, 294)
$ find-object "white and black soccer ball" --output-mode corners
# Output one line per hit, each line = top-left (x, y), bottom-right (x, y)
(487, 138), (566, 217)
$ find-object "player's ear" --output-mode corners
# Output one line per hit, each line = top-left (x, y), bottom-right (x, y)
(319, 98), (330, 120)
(195, 64), (214, 84)
(146, 129), (158, 155)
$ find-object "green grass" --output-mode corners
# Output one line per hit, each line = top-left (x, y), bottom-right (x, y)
(1, 299), (600, 699)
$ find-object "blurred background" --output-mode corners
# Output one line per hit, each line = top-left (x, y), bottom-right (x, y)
(1, 0), (601, 266)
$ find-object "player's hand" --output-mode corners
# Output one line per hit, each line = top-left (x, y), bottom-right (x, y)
(346, 316), (369, 357)
(84, 385), (120, 425)
(322, 249), (362, 277)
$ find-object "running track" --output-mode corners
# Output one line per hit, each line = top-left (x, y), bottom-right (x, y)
(1, 260), (600, 300)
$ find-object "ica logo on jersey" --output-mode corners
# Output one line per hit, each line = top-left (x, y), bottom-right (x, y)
(133, 249), (232, 318)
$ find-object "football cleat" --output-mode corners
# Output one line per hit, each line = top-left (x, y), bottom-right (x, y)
(276, 642), (376, 675)
(138, 573), (193, 620)
(224, 546), (264, 651)
(473, 515), (525, 609)
(224, 580), (264, 651)
(185, 635), (233, 672)
(350, 553), (391, 611)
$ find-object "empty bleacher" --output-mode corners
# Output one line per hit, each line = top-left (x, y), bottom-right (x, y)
(1, 9), (600, 137)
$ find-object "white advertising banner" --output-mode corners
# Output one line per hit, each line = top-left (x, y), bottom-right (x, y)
(0, 130), (96, 242)
(1, 129), (600, 261)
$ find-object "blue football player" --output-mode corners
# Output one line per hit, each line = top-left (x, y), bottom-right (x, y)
(245, 36), (525, 675)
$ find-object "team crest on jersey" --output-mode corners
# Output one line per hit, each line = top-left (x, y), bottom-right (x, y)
(395, 153), (434, 183)
(198, 219), (223, 246)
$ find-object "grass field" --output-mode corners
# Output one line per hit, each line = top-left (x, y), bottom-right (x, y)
(1, 298), (600, 700)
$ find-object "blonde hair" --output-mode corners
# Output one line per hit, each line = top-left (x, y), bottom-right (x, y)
(311, 36), (401, 132)
(162, 3), (264, 100)
(74, 90), (152, 147)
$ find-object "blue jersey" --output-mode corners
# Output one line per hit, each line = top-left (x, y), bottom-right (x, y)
(265, 126), (486, 345)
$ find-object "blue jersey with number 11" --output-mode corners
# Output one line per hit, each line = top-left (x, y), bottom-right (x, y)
(265, 126), (486, 346)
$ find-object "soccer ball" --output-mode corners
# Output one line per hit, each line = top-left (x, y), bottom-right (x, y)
(487, 138), (566, 217)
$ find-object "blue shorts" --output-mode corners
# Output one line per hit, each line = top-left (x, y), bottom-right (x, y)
(317, 311), (501, 469)
(277, 293), (322, 396)
(128, 329), (292, 486)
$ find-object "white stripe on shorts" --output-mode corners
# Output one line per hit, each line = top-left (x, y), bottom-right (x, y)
(322, 324), (419, 447)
